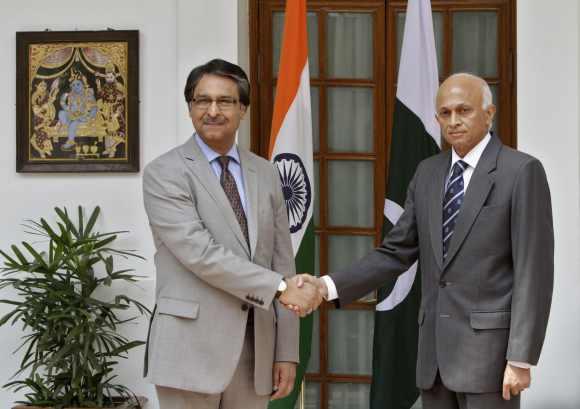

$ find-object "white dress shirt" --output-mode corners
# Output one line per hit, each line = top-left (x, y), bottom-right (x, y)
(320, 133), (530, 368)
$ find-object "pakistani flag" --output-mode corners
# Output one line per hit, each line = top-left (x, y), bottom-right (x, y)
(268, 0), (314, 408)
(370, 0), (440, 408)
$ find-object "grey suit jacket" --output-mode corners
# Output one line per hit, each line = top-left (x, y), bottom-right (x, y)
(331, 135), (554, 393)
(142, 137), (298, 395)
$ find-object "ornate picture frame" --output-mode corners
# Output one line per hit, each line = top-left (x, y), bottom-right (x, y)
(16, 30), (139, 172)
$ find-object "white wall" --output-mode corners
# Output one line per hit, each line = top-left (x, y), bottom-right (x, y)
(517, 0), (580, 408)
(0, 1), (239, 407)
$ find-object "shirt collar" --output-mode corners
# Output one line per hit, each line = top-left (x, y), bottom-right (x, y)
(194, 133), (240, 165)
(451, 133), (491, 170)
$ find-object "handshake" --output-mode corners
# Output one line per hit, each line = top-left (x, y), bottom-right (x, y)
(278, 275), (328, 317)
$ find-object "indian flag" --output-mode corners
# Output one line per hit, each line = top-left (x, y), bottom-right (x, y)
(371, 0), (440, 408)
(268, 0), (314, 408)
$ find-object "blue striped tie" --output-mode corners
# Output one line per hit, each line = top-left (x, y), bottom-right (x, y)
(442, 160), (468, 260)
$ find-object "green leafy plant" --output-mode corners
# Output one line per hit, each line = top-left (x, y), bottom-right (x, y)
(0, 206), (149, 408)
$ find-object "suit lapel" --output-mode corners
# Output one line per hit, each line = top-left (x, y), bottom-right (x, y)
(442, 135), (501, 270)
(239, 149), (258, 258)
(429, 151), (451, 271)
(180, 138), (251, 257)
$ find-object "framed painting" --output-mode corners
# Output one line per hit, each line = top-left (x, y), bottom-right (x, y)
(16, 30), (139, 172)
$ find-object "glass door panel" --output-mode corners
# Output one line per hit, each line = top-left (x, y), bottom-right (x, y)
(327, 235), (374, 272)
(307, 310), (321, 373)
(327, 87), (374, 153)
(326, 12), (374, 79)
(328, 309), (374, 375)
(452, 11), (498, 77)
(327, 383), (371, 409)
(327, 161), (374, 228)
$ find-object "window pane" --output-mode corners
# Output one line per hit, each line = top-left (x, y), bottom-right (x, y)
(273, 12), (319, 77)
(490, 84), (499, 134)
(327, 235), (374, 272)
(397, 11), (444, 75)
(327, 12), (373, 79)
(328, 160), (374, 227)
(312, 86), (320, 153)
(328, 310), (374, 375)
(452, 11), (498, 77)
(306, 309), (320, 373)
(295, 382), (321, 409)
(327, 87), (373, 153)
(328, 383), (371, 409)
(314, 160), (320, 227)
(328, 235), (375, 301)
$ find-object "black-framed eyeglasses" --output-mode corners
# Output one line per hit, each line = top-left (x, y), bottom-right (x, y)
(191, 96), (239, 111)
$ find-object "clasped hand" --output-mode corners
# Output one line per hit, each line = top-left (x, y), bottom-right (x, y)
(502, 363), (531, 400)
(279, 274), (327, 317)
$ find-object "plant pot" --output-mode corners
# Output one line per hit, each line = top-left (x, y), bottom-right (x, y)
(12, 396), (148, 409)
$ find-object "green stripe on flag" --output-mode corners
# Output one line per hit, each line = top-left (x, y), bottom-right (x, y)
(370, 99), (439, 409)
(387, 99), (440, 205)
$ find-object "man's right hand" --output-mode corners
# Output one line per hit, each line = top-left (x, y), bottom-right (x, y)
(295, 274), (328, 299)
(279, 275), (327, 316)
(502, 363), (531, 400)
(279, 277), (322, 317)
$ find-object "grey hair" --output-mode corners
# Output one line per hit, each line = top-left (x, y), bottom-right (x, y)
(481, 81), (493, 109)
(439, 73), (493, 109)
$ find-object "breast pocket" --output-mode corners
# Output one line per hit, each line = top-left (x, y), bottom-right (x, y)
(477, 204), (508, 219)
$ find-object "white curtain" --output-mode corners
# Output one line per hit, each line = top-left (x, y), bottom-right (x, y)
(327, 88), (373, 153)
(327, 12), (373, 79)
(328, 161), (373, 227)
(453, 12), (498, 77)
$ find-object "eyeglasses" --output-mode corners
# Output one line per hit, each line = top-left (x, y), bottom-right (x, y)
(191, 97), (239, 111)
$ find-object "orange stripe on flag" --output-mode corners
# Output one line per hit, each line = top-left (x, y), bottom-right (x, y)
(268, 0), (308, 158)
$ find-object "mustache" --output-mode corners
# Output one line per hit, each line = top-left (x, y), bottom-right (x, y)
(203, 119), (226, 125)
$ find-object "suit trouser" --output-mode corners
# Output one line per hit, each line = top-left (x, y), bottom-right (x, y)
(156, 318), (269, 409)
(421, 372), (520, 409)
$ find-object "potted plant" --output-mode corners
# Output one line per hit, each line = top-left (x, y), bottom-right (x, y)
(0, 206), (149, 408)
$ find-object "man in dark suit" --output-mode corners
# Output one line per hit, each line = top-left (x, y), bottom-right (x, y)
(296, 73), (554, 409)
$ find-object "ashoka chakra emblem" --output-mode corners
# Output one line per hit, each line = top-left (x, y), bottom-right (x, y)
(273, 153), (312, 234)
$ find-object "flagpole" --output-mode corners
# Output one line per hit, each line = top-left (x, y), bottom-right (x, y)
(299, 379), (305, 409)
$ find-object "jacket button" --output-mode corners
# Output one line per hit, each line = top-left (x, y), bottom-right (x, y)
(439, 281), (446, 288)
(241, 304), (249, 311)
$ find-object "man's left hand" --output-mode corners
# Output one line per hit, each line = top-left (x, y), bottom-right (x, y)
(502, 363), (531, 400)
(271, 362), (297, 400)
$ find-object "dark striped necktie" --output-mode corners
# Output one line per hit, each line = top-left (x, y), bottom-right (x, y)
(217, 156), (250, 247)
(442, 160), (468, 260)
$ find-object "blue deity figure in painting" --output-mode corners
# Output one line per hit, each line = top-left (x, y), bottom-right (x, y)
(58, 69), (97, 150)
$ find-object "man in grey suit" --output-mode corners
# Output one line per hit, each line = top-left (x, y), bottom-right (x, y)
(296, 73), (554, 409)
(143, 59), (320, 409)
